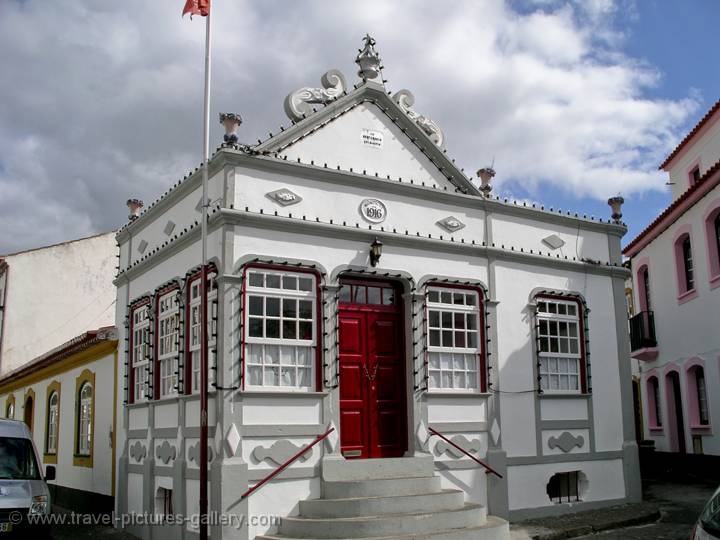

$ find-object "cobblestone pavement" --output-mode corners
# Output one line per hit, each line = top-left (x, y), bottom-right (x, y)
(574, 478), (717, 539)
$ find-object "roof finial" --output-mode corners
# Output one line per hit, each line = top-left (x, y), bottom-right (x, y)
(356, 34), (381, 81)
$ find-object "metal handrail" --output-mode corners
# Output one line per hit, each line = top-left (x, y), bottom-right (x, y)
(241, 427), (335, 500)
(428, 427), (503, 478)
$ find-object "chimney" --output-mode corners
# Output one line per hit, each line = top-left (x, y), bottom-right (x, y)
(127, 199), (144, 221)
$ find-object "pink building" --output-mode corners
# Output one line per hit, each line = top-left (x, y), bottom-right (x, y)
(624, 100), (720, 457)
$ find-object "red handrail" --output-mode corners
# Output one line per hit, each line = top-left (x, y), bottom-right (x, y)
(241, 427), (335, 500)
(428, 427), (503, 478)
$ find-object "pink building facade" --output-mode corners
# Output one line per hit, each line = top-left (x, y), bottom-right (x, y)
(624, 100), (720, 457)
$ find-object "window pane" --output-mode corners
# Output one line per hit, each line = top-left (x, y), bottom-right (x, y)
(298, 321), (312, 340)
(282, 298), (297, 318)
(249, 317), (263, 337)
(368, 287), (382, 305)
(265, 346), (279, 364)
(299, 277), (313, 291)
(339, 284), (351, 302)
(249, 296), (263, 316)
(266, 297), (280, 317)
(428, 290), (439, 303)
(429, 330), (440, 347)
(297, 347), (312, 365)
(249, 273), (263, 287)
(382, 288), (394, 305)
(282, 275), (297, 290)
(266, 319), (280, 338)
(298, 300), (313, 319)
(283, 320), (297, 339)
(280, 346), (295, 364)
(266, 274), (281, 289)
(353, 286), (366, 304)
(265, 367), (279, 386)
(429, 311), (440, 328)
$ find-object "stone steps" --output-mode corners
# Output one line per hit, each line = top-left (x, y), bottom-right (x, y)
(257, 516), (510, 540)
(256, 456), (509, 540)
(299, 489), (465, 518)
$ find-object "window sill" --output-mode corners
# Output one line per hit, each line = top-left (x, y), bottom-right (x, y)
(677, 288), (698, 305)
(631, 347), (659, 361)
(73, 455), (93, 468)
(426, 391), (491, 398)
(690, 424), (713, 434)
(43, 454), (57, 465)
(238, 390), (328, 397)
(710, 274), (720, 290)
(539, 392), (591, 399)
(648, 426), (664, 434)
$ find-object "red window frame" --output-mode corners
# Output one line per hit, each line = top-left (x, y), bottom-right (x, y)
(535, 294), (588, 394)
(424, 282), (488, 393)
(240, 263), (323, 391)
(154, 283), (180, 400)
(127, 298), (151, 404)
(184, 266), (218, 395)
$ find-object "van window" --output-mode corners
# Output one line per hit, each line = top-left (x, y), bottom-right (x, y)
(0, 437), (41, 480)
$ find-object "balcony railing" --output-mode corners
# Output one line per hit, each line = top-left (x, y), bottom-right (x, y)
(629, 311), (657, 352)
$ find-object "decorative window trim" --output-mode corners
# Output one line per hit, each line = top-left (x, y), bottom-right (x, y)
(635, 259), (652, 313)
(702, 197), (720, 289)
(44, 380), (61, 464)
(423, 283), (487, 394)
(687, 158), (701, 188)
(5, 394), (15, 420)
(533, 293), (589, 395)
(241, 263), (322, 392)
(185, 267), (218, 395)
(23, 388), (35, 433)
(155, 284), (181, 399)
(73, 369), (95, 467)
(685, 358), (712, 432)
(646, 375), (663, 431)
(672, 225), (697, 304)
(128, 298), (151, 404)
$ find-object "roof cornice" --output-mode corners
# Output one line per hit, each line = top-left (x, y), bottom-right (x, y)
(660, 99), (720, 170)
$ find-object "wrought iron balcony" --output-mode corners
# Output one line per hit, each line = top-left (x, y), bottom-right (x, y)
(629, 311), (657, 352)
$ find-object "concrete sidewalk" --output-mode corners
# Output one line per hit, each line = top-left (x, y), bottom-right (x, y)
(510, 501), (661, 540)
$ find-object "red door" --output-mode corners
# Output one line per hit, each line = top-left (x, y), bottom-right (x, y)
(339, 280), (407, 459)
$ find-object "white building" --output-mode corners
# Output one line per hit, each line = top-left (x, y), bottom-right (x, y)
(115, 37), (639, 540)
(0, 232), (119, 513)
(624, 99), (720, 457)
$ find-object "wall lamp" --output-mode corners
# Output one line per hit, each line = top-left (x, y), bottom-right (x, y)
(369, 237), (383, 267)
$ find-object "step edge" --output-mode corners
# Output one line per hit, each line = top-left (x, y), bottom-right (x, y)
(282, 502), (485, 524)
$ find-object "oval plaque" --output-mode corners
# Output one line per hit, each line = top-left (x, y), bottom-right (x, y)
(359, 199), (387, 223)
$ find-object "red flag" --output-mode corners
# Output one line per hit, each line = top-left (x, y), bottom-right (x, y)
(182, 0), (210, 18)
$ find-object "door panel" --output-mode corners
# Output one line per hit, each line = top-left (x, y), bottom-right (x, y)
(339, 282), (407, 459)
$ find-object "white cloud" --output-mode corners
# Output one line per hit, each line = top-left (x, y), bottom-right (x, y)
(0, 0), (698, 252)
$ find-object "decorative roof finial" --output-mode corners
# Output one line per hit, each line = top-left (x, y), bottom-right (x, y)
(476, 167), (495, 197)
(219, 113), (242, 147)
(607, 195), (624, 223)
(356, 34), (381, 80)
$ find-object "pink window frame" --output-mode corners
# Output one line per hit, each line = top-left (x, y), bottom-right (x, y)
(703, 197), (720, 289)
(672, 224), (698, 304)
(686, 157), (701, 189)
(634, 257), (651, 312)
(646, 375), (663, 431)
(684, 358), (712, 432)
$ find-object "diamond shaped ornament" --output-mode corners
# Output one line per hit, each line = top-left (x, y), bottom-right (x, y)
(225, 423), (241, 457)
(137, 239), (148, 254)
(490, 419), (501, 446)
(416, 419), (430, 451)
(325, 421), (339, 452)
(436, 216), (465, 233)
(542, 234), (565, 250)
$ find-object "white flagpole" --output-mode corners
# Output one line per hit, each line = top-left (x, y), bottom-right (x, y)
(199, 6), (212, 540)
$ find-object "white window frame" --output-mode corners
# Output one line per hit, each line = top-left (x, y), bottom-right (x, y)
(426, 286), (483, 393)
(46, 392), (59, 454)
(78, 383), (92, 456)
(536, 297), (584, 394)
(244, 269), (316, 392)
(132, 304), (150, 402)
(157, 291), (180, 398)
(188, 273), (217, 394)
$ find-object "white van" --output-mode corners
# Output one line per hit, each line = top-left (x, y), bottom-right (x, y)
(0, 418), (54, 536)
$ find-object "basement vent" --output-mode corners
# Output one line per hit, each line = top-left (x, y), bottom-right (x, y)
(547, 471), (586, 503)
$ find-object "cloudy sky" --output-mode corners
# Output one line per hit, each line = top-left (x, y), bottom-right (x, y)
(0, 0), (717, 254)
